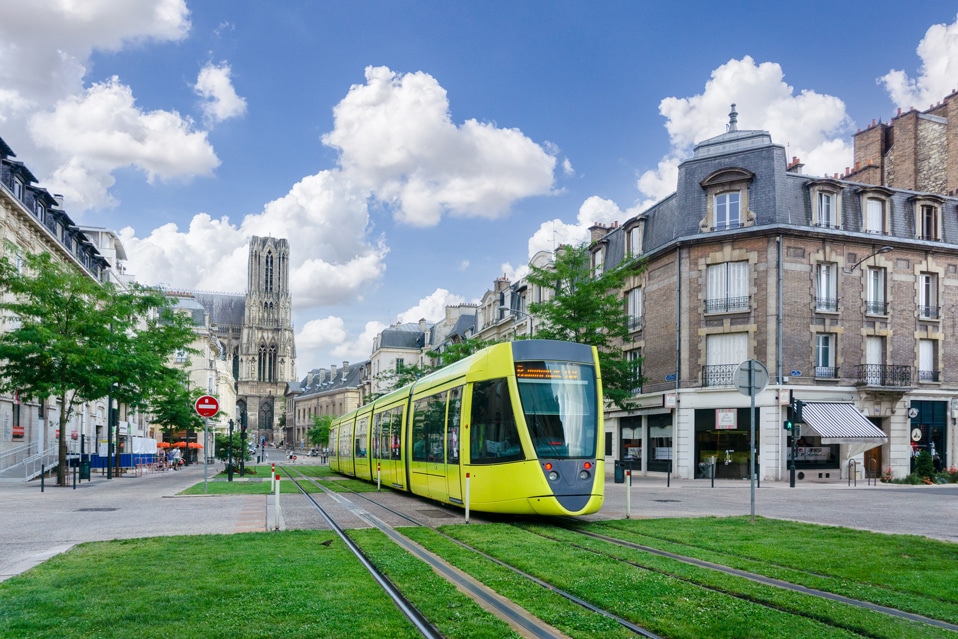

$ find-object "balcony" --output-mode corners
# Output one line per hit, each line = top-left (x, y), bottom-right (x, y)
(918, 370), (941, 383)
(864, 300), (888, 315)
(815, 297), (838, 312)
(711, 221), (742, 232)
(814, 366), (839, 379)
(919, 306), (940, 320)
(855, 364), (912, 388)
(627, 316), (644, 332)
(702, 364), (738, 387)
(705, 296), (750, 314)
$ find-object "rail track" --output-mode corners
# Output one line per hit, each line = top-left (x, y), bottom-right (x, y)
(278, 466), (958, 639)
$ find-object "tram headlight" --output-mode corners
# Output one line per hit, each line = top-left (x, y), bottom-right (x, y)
(579, 469), (591, 480)
(547, 470), (560, 482)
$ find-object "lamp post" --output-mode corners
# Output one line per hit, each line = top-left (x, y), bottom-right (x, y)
(500, 305), (535, 337)
(845, 245), (893, 272)
(106, 382), (118, 479)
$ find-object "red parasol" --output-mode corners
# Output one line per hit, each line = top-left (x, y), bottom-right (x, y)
(156, 442), (170, 448)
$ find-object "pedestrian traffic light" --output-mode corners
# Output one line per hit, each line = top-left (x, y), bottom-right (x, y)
(783, 418), (794, 431)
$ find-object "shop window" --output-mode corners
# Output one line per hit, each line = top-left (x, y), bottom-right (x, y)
(620, 416), (642, 470)
(646, 413), (672, 473)
(694, 408), (760, 480)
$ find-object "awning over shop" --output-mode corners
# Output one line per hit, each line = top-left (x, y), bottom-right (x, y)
(800, 402), (887, 458)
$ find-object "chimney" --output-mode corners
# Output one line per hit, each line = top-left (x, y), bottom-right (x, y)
(330, 364), (337, 380)
(307, 370), (314, 386)
(418, 318), (427, 332)
(342, 361), (349, 378)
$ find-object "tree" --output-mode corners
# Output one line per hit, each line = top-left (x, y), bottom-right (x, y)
(148, 369), (204, 449)
(307, 414), (332, 448)
(0, 252), (196, 486)
(372, 360), (432, 398)
(525, 243), (645, 410)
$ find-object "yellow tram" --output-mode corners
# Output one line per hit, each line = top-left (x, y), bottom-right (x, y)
(329, 340), (604, 515)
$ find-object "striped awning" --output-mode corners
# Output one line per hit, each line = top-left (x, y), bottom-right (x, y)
(800, 402), (888, 445)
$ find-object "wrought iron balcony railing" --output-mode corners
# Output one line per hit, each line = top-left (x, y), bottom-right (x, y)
(702, 364), (738, 387)
(855, 364), (912, 387)
(918, 370), (941, 382)
(864, 300), (888, 315)
(705, 296), (750, 314)
(919, 305), (940, 319)
(815, 297), (838, 312)
(814, 366), (839, 379)
(627, 315), (644, 332)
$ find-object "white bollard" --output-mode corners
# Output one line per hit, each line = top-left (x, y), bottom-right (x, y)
(464, 473), (471, 524)
(625, 469), (631, 519)
(273, 473), (281, 530)
(376, 463), (381, 492)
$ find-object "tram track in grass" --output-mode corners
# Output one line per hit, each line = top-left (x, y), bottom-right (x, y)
(582, 519), (958, 616)
(282, 466), (958, 638)
(283, 466), (623, 639)
(285, 466), (663, 638)
(512, 520), (958, 639)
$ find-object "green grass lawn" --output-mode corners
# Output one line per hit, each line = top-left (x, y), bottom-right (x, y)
(1, 517), (955, 639)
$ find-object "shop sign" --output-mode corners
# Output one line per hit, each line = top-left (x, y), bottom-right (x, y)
(715, 408), (737, 429)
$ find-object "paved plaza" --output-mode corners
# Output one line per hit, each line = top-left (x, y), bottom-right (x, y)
(1, 461), (955, 583)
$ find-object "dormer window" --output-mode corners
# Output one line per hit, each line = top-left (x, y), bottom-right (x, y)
(911, 195), (943, 241)
(700, 167), (754, 233)
(625, 219), (644, 257)
(592, 245), (604, 276)
(12, 178), (23, 200)
(858, 187), (892, 235)
(808, 180), (842, 229)
(714, 192), (740, 230)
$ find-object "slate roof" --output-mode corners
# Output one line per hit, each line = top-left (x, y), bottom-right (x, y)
(297, 360), (370, 398)
(193, 291), (246, 327)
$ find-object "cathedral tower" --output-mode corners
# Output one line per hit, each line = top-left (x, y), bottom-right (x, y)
(237, 236), (296, 442)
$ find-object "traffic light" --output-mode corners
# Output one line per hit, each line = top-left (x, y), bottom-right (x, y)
(792, 398), (804, 423)
(783, 417), (794, 431)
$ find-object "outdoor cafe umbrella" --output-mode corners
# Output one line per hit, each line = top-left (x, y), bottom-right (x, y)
(188, 442), (203, 449)
(172, 441), (187, 449)
(156, 442), (170, 448)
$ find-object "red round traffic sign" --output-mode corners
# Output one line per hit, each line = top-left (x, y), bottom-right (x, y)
(194, 395), (219, 418)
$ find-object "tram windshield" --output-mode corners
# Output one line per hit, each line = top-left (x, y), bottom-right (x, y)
(515, 361), (597, 459)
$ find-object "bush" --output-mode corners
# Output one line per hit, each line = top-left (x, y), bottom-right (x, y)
(914, 450), (935, 480)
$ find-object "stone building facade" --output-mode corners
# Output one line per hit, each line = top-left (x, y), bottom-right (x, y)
(194, 236), (296, 444)
(595, 105), (956, 482)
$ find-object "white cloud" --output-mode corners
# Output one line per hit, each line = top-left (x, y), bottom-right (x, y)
(0, 0), (200, 212)
(501, 262), (530, 282)
(397, 289), (466, 324)
(322, 66), (558, 226)
(880, 14), (958, 111)
(640, 56), (852, 196)
(526, 196), (643, 259)
(194, 61), (247, 125)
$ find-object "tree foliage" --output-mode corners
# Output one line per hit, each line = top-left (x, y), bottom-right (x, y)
(427, 337), (502, 367)
(307, 414), (332, 447)
(0, 252), (197, 486)
(525, 243), (645, 410)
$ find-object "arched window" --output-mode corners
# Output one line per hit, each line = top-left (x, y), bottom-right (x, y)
(258, 342), (278, 382)
(265, 251), (274, 294)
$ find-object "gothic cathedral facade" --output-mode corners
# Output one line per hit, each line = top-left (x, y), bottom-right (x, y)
(234, 236), (296, 443)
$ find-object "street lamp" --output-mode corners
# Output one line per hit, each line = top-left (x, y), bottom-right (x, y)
(845, 245), (893, 272)
(106, 382), (118, 479)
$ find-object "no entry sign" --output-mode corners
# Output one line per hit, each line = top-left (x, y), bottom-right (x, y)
(194, 395), (219, 418)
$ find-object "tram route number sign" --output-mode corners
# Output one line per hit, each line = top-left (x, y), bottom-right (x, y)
(734, 360), (769, 398)
(194, 395), (219, 418)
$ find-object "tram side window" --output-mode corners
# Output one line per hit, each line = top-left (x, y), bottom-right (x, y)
(412, 394), (446, 462)
(447, 386), (462, 465)
(391, 408), (403, 459)
(339, 423), (350, 458)
(372, 412), (384, 459)
(470, 378), (522, 464)
(355, 417), (368, 458)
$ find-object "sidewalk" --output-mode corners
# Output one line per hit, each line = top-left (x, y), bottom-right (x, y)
(0, 462), (262, 582)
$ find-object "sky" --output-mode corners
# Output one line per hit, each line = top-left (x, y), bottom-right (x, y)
(1, 1), (958, 375)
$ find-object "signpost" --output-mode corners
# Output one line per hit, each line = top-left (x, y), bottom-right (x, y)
(194, 395), (219, 493)
(735, 360), (768, 524)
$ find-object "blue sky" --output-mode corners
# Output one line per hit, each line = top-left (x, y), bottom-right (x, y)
(1, 2), (957, 373)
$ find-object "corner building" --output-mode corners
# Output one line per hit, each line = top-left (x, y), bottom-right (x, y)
(596, 105), (956, 482)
